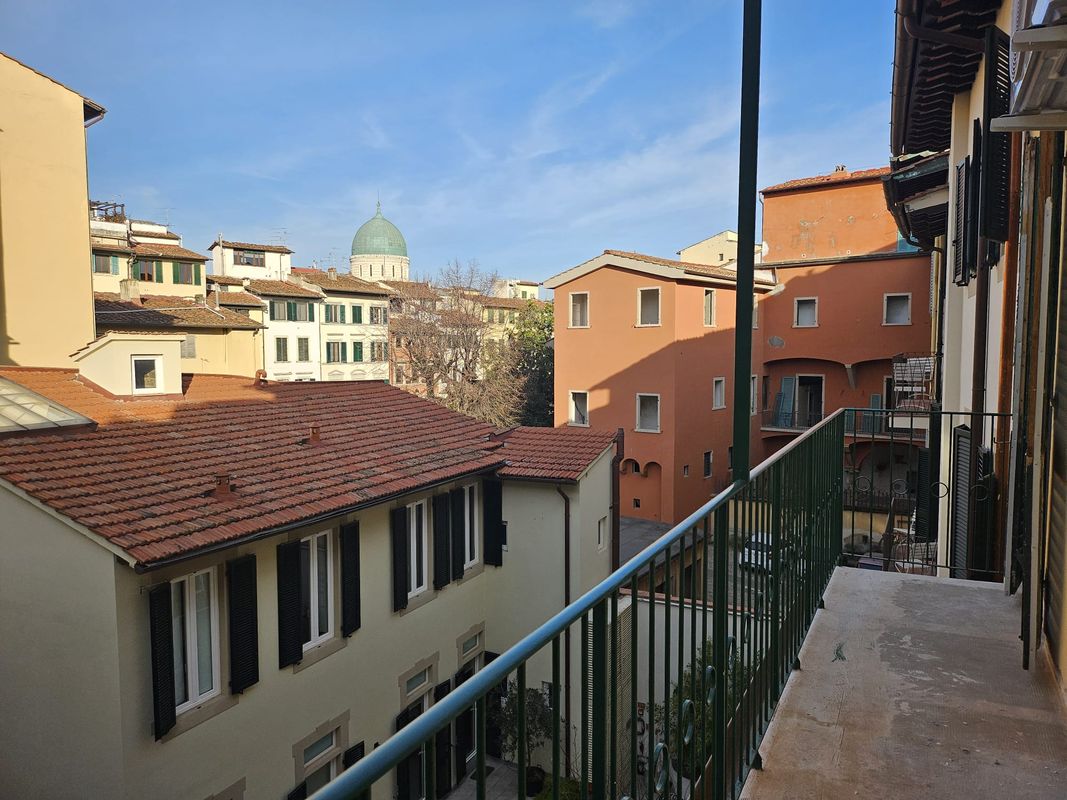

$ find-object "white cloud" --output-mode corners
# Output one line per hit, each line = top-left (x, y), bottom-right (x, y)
(575, 0), (641, 29)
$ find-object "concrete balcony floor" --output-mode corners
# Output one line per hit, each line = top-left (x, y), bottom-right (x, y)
(742, 569), (1067, 799)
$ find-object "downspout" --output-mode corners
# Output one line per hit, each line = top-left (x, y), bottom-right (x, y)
(611, 428), (624, 571)
(555, 485), (572, 778)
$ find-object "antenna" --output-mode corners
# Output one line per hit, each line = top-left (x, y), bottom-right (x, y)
(269, 227), (289, 245)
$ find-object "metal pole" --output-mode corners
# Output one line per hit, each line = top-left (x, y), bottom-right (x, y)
(731, 0), (763, 483)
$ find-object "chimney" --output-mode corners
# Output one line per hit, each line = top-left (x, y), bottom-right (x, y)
(328, 267), (338, 280)
(254, 369), (268, 387)
(309, 424), (321, 444)
(213, 474), (233, 497)
(119, 278), (140, 303)
(834, 164), (847, 173)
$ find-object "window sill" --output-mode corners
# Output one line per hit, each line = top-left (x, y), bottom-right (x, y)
(634, 428), (661, 434)
(161, 691), (238, 742)
(567, 422), (590, 428)
(712, 405), (726, 410)
(567, 325), (590, 330)
(400, 588), (435, 616)
(294, 636), (347, 673)
(881, 322), (911, 326)
(455, 561), (485, 586)
(635, 323), (662, 328)
(792, 324), (818, 328)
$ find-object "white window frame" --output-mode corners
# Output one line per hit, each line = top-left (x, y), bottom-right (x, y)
(172, 567), (221, 716)
(596, 516), (608, 552)
(275, 337), (289, 363)
(131, 355), (164, 395)
(408, 500), (429, 599)
(569, 390), (590, 427)
(712, 377), (726, 410)
(793, 297), (818, 328)
(461, 632), (481, 660)
(883, 293), (912, 326)
(299, 726), (344, 795)
(703, 450), (713, 479)
(302, 530), (335, 651)
(297, 337), (310, 362)
(462, 483), (479, 569)
(703, 288), (717, 327)
(750, 375), (758, 416)
(635, 393), (661, 433)
(636, 287), (661, 327)
(569, 292), (589, 329)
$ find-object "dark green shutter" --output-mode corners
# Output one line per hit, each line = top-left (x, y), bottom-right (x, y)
(354, 342), (363, 363)
(432, 493), (451, 590)
(110, 255), (119, 275)
(341, 342), (348, 363)
(194, 263), (202, 286)
(276, 540), (303, 668)
(915, 448), (932, 542)
(353, 305), (363, 324)
(148, 582), (176, 740)
(287, 301), (297, 321)
(391, 507), (410, 612)
(343, 741), (366, 769)
(483, 479), (503, 566)
(227, 554), (259, 694)
(269, 302), (277, 322)
(308, 302), (315, 322)
(172, 262), (180, 283)
(450, 488), (466, 580)
(340, 305), (346, 324)
(340, 521), (361, 637)
(154, 261), (163, 283)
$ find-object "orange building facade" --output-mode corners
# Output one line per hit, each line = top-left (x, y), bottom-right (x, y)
(545, 251), (775, 524)
(758, 167), (934, 462)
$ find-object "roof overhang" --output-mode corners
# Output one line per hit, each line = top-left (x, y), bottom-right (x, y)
(543, 251), (776, 292)
(883, 150), (950, 246)
(991, 8), (1067, 131)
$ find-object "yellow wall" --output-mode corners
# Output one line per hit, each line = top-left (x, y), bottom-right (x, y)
(0, 54), (96, 366)
(73, 332), (184, 396)
(179, 328), (262, 377)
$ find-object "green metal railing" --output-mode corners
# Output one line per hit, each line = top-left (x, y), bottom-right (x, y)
(314, 410), (845, 800)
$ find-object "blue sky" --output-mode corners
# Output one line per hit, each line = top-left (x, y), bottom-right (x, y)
(4, 1), (896, 282)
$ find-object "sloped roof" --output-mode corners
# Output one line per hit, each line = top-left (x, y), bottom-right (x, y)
(292, 267), (392, 296)
(382, 280), (441, 301)
(131, 242), (208, 261)
(762, 167), (891, 195)
(246, 279), (323, 299)
(205, 274), (245, 286)
(482, 296), (545, 310)
(208, 291), (265, 309)
(498, 426), (617, 482)
(94, 293), (262, 331)
(209, 240), (294, 255)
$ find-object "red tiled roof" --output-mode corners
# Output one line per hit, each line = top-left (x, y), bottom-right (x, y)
(294, 268), (392, 296)
(131, 242), (208, 261)
(761, 167), (890, 195)
(94, 293), (263, 330)
(0, 370), (509, 568)
(482, 296), (544, 310)
(382, 280), (441, 301)
(602, 250), (776, 286)
(498, 426), (617, 482)
(208, 291), (265, 309)
(209, 240), (294, 254)
(131, 229), (181, 241)
(206, 274), (245, 286)
(246, 279), (323, 299)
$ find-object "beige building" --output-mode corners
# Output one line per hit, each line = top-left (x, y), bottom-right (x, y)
(0, 52), (103, 368)
(677, 229), (763, 267)
(0, 368), (618, 800)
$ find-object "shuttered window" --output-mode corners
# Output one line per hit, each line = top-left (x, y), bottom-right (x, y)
(980, 27), (1011, 243)
(953, 158), (971, 286)
(352, 304), (363, 324)
(226, 555), (259, 694)
(432, 494), (452, 590)
(340, 521), (361, 637)
(148, 583), (176, 739)
(450, 488), (467, 581)
(483, 479), (504, 566)
(277, 540), (304, 668)
(391, 507), (410, 611)
(704, 289), (716, 326)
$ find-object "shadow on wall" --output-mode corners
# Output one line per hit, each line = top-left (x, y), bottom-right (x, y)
(0, 173), (11, 365)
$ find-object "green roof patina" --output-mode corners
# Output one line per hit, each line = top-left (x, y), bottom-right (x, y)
(351, 202), (408, 258)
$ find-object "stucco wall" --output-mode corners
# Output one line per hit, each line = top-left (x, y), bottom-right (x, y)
(0, 55), (96, 367)
(0, 485), (125, 799)
(74, 333), (184, 396)
(179, 328), (261, 377)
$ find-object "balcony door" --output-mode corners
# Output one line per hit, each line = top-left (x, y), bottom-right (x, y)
(796, 375), (824, 428)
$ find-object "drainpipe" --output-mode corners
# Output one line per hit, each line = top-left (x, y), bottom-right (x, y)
(611, 428), (624, 571)
(556, 485), (572, 778)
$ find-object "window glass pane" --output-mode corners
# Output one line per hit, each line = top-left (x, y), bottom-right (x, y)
(414, 508), (424, 588)
(638, 396), (659, 430)
(639, 289), (659, 325)
(713, 379), (724, 408)
(571, 294), (588, 326)
(462, 633), (480, 655)
(317, 535), (329, 638)
(305, 762), (333, 794)
(796, 299), (816, 326)
(299, 540), (312, 644)
(194, 572), (214, 694)
(172, 582), (188, 706)
(406, 668), (428, 694)
(304, 731), (335, 765)
(134, 358), (157, 389)
(572, 392), (588, 425)
(704, 290), (714, 325)
(886, 296), (909, 324)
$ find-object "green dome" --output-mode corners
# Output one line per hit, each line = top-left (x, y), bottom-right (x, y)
(351, 202), (408, 257)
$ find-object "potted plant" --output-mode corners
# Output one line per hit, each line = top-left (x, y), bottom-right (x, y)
(490, 679), (554, 796)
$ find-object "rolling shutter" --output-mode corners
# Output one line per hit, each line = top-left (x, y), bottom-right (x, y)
(434, 680), (453, 797)
(981, 27), (1011, 243)
(433, 494), (452, 590)
(950, 426), (972, 579)
(953, 159), (971, 286)
(277, 540), (304, 668)
(391, 507), (410, 611)
(341, 521), (362, 636)
(148, 582), (176, 740)
(483, 479), (504, 567)
(450, 489), (466, 580)
(226, 555), (259, 694)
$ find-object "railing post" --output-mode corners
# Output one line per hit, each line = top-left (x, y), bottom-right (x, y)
(592, 601), (608, 800)
(518, 664), (527, 800)
(712, 505), (729, 800)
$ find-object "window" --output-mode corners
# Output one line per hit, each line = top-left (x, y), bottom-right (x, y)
(703, 451), (713, 478)
(682, 465), (689, 478)
(302, 731), (338, 793)
(637, 288), (660, 326)
(270, 300), (287, 321)
(326, 341), (346, 363)
(597, 516), (607, 552)
(461, 632), (481, 658)
(137, 259), (161, 282)
(180, 334), (196, 359)
(704, 289), (716, 326)
(298, 337), (310, 362)
(293, 302), (313, 322)
(370, 306), (386, 325)
(406, 666), (430, 696)
(275, 338), (289, 363)
(353, 341), (364, 363)
(569, 292), (589, 328)
(462, 484), (479, 568)
(371, 341), (388, 362)
(171, 568), (220, 714)
(173, 262), (196, 285)
(636, 394), (660, 432)
(713, 377), (726, 409)
(234, 249), (265, 267)
(884, 294), (911, 325)
(352, 304), (363, 324)
(299, 531), (334, 650)
(794, 297), (817, 327)
(408, 500), (429, 598)
(762, 376), (771, 411)
(325, 304), (346, 324)
(93, 253), (115, 274)
(569, 391), (589, 426)
(132, 356), (163, 394)
(753, 297), (759, 329)
(750, 375), (758, 415)
(508, 310), (516, 323)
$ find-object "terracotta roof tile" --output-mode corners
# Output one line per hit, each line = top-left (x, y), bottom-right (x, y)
(382, 280), (441, 301)
(207, 291), (265, 309)
(602, 250), (776, 286)
(209, 240), (294, 254)
(206, 274), (245, 286)
(94, 293), (263, 330)
(498, 426), (617, 482)
(131, 242), (208, 261)
(246, 279), (323, 299)
(761, 166), (890, 195)
(131, 229), (181, 241)
(482, 296), (545, 310)
(0, 370), (508, 568)
(292, 268), (392, 296)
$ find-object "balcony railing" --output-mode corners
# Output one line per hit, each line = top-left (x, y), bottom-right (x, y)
(760, 408), (823, 431)
(316, 411), (846, 800)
